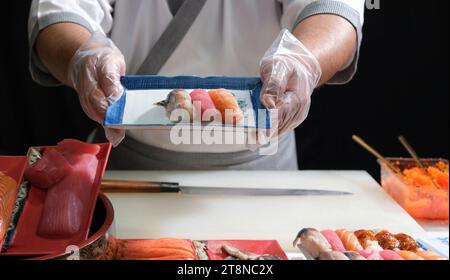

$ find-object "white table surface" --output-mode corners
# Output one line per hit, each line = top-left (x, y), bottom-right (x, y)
(104, 170), (430, 253)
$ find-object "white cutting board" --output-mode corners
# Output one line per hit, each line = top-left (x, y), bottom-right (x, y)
(104, 171), (426, 253)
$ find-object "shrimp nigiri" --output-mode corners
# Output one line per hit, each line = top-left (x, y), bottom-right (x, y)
(336, 229), (363, 252)
(208, 89), (244, 125)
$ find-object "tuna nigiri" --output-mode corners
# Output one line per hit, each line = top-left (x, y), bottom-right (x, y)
(294, 228), (332, 259)
(321, 230), (346, 252)
(319, 251), (349, 260)
(190, 89), (220, 121)
(336, 229), (364, 252)
(415, 251), (446, 260)
(358, 249), (384, 260)
(208, 89), (244, 125)
(0, 174), (17, 245)
(354, 230), (383, 251)
(380, 250), (404, 260)
(396, 250), (424, 260)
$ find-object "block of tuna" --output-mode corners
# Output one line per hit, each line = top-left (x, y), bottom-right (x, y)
(24, 148), (72, 189)
(37, 140), (100, 237)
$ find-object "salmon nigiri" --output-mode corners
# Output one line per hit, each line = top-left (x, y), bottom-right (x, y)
(415, 251), (446, 260)
(336, 229), (364, 252)
(208, 89), (244, 125)
(190, 89), (219, 121)
(0, 173), (17, 245)
(396, 250), (424, 260)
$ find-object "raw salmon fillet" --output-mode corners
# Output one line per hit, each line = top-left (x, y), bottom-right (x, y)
(0, 173), (17, 245)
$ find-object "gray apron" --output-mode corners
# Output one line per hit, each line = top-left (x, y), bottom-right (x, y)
(93, 130), (299, 170)
(96, 0), (299, 170)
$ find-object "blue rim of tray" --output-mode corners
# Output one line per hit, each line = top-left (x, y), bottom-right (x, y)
(104, 75), (271, 129)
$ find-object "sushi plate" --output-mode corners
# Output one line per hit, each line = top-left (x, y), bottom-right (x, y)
(4, 143), (112, 257)
(104, 76), (270, 130)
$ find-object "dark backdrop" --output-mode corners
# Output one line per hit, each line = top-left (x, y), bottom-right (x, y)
(0, 1), (448, 180)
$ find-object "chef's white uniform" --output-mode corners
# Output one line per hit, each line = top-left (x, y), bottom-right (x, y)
(28, 0), (365, 170)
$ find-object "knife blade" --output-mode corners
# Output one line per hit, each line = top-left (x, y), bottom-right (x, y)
(101, 179), (352, 196)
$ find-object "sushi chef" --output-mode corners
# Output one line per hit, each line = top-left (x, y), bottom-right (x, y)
(28, 0), (365, 170)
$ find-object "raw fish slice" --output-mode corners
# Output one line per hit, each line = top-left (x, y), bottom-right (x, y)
(319, 251), (349, 260)
(375, 230), (400, 250)
(209, 89), (244, 125)
(0, 174), (17, 245)
(415, 251), (446, 260)
(396, 250), (424, 260)
(380, 250), (404, 260)
(358, 249), (383, 260)
(293, 228), (332, 259)
(57, 139), (100, 156)
(321, 230), (346, 252)
(336, 229), (363, 252)
(354, 230), (383, 251)
(190, 89), (220, 121)
(157, 89), (193, 122)
(24, 149), (72, 189)
(38, 154), (98, 237)
(344, 251), (366, 260)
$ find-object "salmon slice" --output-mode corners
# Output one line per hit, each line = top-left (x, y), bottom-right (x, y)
(209, 89), (244, 125)
(415, 251), (446, 260)
(336, 229), (364, 252)
(0, 174), (17, 245)
(397, 250), (424, 260)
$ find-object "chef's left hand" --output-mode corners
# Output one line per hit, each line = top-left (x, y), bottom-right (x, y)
(259, 29), (322, 140)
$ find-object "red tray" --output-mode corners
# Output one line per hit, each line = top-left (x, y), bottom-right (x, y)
(205, 240), (288, 260)
(5, 143), (112, 257)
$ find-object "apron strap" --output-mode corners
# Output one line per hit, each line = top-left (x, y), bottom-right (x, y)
(137, 0), (207, 75)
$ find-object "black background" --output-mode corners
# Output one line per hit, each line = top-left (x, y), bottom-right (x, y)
(0, 1), (448, 180)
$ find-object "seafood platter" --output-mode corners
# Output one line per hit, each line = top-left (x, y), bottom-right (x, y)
(1, 138), (448, 260)
(104, 76), (270, 130)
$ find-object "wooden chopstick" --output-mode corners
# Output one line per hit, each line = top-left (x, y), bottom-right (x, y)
(352, 135), (402, 174)
(398, 136), (439, 188)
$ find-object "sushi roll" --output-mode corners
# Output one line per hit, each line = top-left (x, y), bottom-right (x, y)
(190, 89), (220, 122)
(208, 89), (244, 125)
(336, 229), (364, 252)
(157, 89), (194, 122)
(354, 230), (383, 251)
(294, 228), (332, 259)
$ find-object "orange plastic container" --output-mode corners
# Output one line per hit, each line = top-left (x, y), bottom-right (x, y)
(379, 158), (449, 221)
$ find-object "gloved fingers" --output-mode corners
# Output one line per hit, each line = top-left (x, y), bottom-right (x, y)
(104, 127), (125, 147)
(97, 52), (126, 104)
(260, 59), (290, 109)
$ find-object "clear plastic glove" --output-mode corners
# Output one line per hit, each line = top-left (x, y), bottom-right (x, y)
(259, 29), (322, 140)
(68, 32), (126, 147)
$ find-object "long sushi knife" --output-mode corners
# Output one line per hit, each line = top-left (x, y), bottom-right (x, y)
(101, 179), (352, 196)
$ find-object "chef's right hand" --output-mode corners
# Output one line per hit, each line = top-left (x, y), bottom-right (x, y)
(67, 32), (126, 147)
